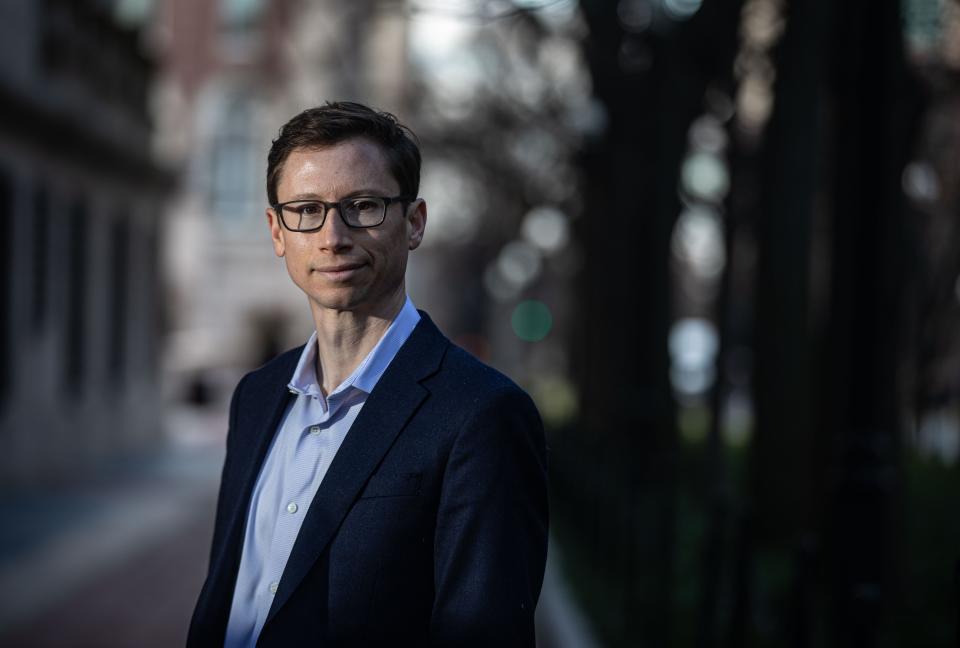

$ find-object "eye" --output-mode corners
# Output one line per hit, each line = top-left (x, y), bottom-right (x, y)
(295, 201), (324, 216)
(346, 198), (380, 212)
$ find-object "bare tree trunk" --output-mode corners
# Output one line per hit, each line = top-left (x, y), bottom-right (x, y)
(821, 0), (919, 645)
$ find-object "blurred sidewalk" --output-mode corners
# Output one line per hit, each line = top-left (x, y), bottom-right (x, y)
(0, 405), (600, 648)
(0, 406), (226, 648)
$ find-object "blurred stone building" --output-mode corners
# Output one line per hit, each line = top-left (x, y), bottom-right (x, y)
(0, 0), (168, 485)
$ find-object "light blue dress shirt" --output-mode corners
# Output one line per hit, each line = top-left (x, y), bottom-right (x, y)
(224, 298), (421, 648)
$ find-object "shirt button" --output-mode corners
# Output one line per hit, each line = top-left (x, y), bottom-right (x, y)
(286, 502), (298, 514)
(268, 582), (279, 595)
(309, 426), (321, 435)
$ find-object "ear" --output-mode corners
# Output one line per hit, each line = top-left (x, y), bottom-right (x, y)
(405, 198), (427, 251)
(267, 207), (285, 257)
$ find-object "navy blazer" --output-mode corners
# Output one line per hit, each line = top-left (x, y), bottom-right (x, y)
(187, 312), (549, 647)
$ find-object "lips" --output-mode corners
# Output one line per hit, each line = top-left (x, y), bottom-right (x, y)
(314, 261), (366, 280)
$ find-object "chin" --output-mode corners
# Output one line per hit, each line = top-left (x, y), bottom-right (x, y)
(295, 275), (357, 308)
(311, 288), (407, 318)
(312, 294), (362, 313)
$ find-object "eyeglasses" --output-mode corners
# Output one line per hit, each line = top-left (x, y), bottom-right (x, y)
(271, 195), (414, 232)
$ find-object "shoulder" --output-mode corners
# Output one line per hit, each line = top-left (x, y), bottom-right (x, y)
(427, 342), (540, 425)
(403, 311), (529, 403)
(431, 344), (547, 487)
(439, 344), (524, 391)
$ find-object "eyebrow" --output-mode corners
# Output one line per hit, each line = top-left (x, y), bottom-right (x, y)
(284, 189), (394, 202)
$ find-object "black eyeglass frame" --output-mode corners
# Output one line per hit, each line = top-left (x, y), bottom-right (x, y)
(270, 195), (416, 232)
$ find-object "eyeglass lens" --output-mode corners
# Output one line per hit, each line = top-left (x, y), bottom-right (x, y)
(282, 197), (386, 230)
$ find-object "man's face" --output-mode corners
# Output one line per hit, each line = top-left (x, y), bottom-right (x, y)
(267, 138), (426, 318)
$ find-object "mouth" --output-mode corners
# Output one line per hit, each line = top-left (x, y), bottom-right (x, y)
(313, 262), (366, 281)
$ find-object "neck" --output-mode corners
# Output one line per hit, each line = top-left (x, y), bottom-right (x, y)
(309, 290), (406, 396)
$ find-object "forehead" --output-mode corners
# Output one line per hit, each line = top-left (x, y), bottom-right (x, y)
(277, 138), (398, 197)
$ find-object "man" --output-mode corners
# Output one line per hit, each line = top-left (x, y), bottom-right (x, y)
(187, 102), (549, 647)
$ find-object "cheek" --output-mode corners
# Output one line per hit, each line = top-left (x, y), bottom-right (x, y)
(283, 255), (302, 283)
(378, 229), (409, 262)
(286, 238), (312, 257)
(283, 242), (313, 274)
(379, 244), (407, 273)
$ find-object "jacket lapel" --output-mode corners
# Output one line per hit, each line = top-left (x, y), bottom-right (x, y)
(266, 313), (448, 625)
(200, 348), (302, 633)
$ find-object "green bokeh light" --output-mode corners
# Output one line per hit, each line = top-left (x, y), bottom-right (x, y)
(511, 300), (553, 342)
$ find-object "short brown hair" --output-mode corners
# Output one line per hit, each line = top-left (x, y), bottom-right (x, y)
(266, 101), (421, 205)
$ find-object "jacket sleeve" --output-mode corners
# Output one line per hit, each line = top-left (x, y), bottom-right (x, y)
(429, 386), (549, 646)
(206, 372), (249, 573)
(187, 373), (250, 648)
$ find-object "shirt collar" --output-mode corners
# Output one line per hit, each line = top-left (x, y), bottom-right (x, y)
(287, 297), (421, 399)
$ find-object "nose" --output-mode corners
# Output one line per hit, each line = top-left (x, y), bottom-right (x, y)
(316, 204), (353, 252)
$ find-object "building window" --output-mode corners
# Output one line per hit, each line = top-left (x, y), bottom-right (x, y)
(108, 217), (129, 382)
(0, 170), (11, 406)
(65, 200), (88, 396)
(210, 97), (258, 224)
(144, 221), (161, 378)
(218, 0), (264, 61)
(32, 185), (49, 330)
